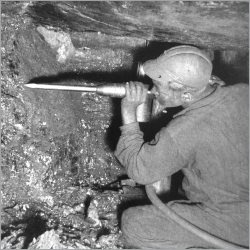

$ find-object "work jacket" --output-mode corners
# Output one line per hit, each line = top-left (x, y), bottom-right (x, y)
(115, 83), (249, 220)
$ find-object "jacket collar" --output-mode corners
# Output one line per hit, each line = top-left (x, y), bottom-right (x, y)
(173, 84), (223, 118)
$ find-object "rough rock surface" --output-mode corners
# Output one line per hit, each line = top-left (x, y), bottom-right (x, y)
(25, 1), (249, 51)
(1, 2), (147, 249)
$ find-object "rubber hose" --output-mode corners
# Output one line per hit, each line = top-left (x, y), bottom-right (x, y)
(145, 185), (247, 249)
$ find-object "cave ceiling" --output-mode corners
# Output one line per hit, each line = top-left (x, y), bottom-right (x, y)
(20, 1), (249, 51)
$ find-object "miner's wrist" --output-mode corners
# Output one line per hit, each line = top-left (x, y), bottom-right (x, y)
(122, 110), (137, 125)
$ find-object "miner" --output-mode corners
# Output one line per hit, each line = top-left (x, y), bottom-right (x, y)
(114, 45), (249, 248)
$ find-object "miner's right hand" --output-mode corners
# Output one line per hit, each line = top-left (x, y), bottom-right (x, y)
(121, 81), (148, 125)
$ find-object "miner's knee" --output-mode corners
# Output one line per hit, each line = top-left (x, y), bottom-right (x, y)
(121, 207), (137, 234)
(121, 207), (142, 248)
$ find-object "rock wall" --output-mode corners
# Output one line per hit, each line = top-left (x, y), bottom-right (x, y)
(25, 1), (249, 51)
(1, 3), (146, 248)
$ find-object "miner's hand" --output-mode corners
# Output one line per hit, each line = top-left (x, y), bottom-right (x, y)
(121, 81), (148, 125)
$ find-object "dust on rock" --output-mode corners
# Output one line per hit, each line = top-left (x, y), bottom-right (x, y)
(1, 2), (145, 249)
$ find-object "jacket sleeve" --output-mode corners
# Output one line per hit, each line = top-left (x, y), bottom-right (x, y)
(114, 122), (185, 185)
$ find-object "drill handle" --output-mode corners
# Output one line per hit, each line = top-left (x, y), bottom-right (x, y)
(96, 84), (126, 98)
(96, 83), (153, 98)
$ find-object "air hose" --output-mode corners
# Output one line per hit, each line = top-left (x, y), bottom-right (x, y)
(145, 185), (247, 249)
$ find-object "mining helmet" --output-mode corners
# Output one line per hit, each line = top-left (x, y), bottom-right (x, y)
(142, 45), (213, 88)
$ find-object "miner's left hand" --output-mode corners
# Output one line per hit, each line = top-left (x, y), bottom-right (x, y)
(121, 81), (148, 125)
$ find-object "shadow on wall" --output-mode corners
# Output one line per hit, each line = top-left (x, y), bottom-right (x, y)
(29, 70), (136, 85)
(213, 50), (249, 85)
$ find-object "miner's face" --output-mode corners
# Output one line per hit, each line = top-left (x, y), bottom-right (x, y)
(150, 79), (185, 109)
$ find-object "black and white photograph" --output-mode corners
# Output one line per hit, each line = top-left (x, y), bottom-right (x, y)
(1, 1), (249, 249)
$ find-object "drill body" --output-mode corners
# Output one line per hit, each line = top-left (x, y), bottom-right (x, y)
(25, 82), (154, 122)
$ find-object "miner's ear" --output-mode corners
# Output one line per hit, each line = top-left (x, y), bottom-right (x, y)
(181, 92), (194, 102)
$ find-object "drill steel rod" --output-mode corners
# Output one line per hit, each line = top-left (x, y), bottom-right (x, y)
(24, 83), (97, 92)
(24, 83), (152, 98)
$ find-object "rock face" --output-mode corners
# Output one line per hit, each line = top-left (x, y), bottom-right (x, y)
(1, 1), (249, 249)
(26, 1), (249, 51)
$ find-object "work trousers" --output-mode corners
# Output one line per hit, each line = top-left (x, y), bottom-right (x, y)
(121, 200), (249, 249)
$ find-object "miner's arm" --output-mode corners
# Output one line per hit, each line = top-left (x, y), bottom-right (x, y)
(114, 122), (184, 184)
(114, 81), (185, 185)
